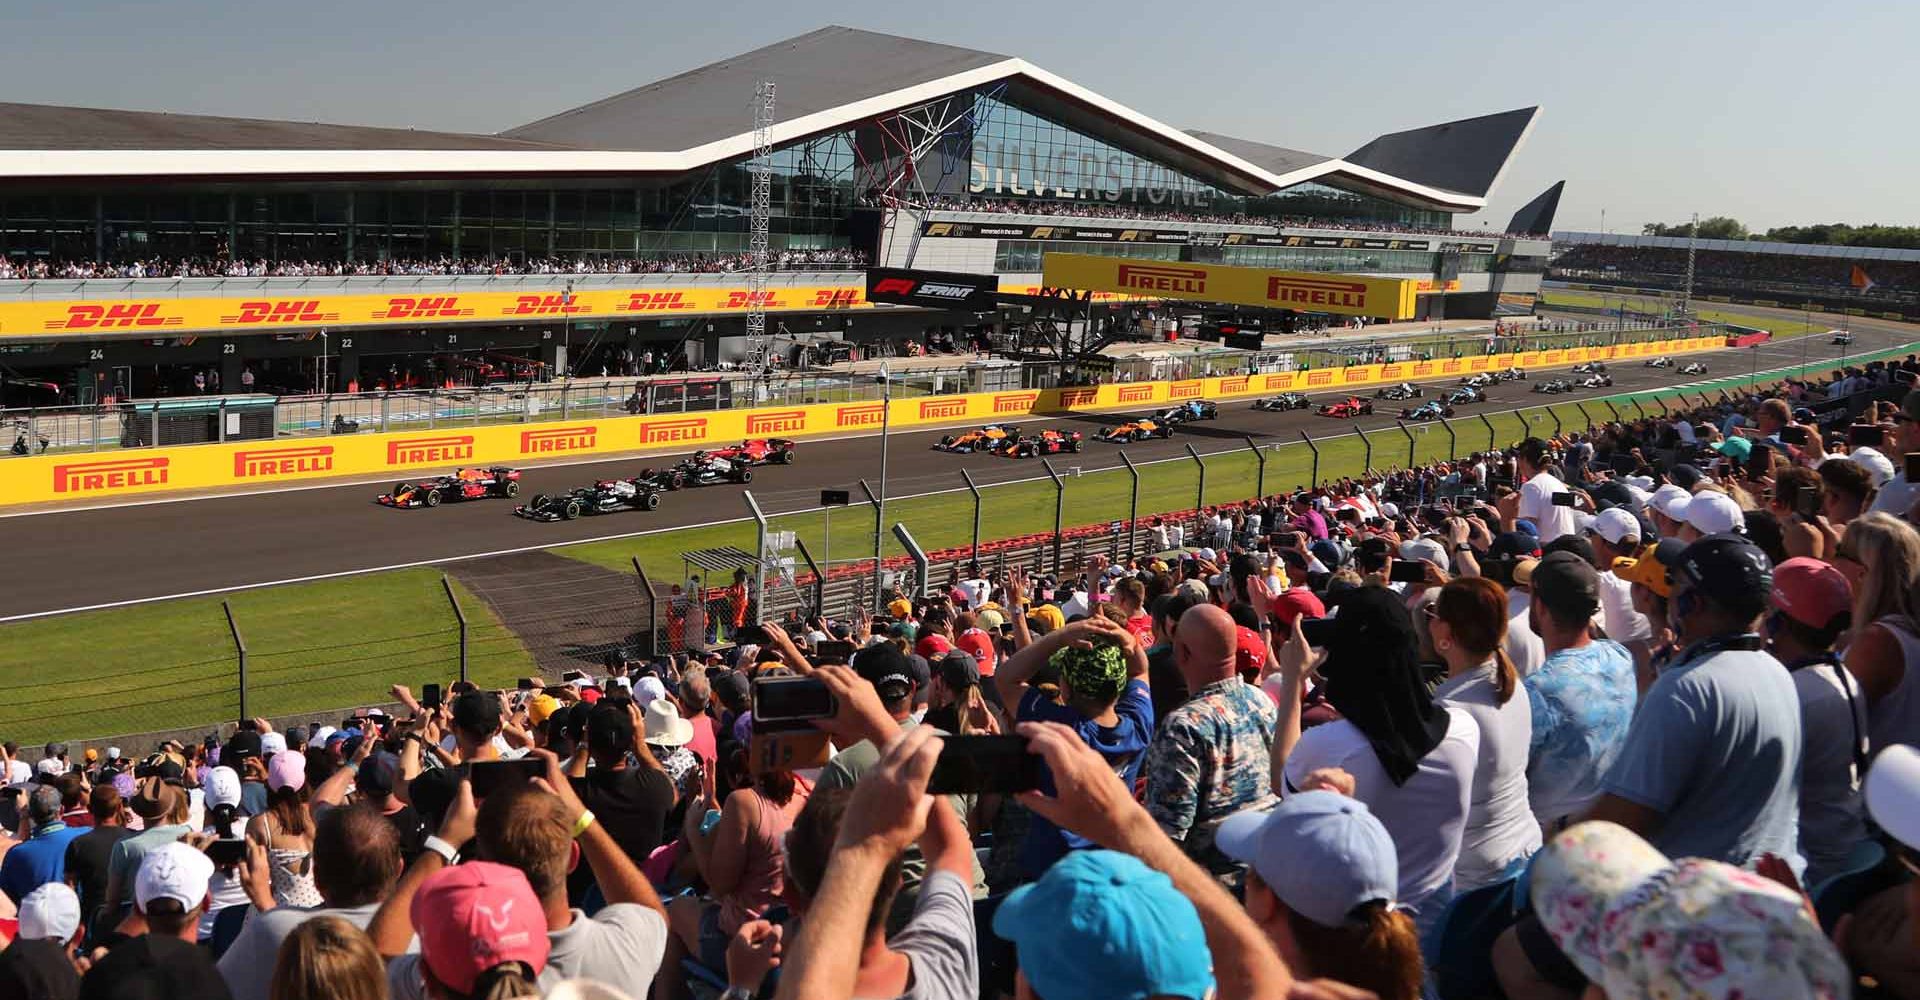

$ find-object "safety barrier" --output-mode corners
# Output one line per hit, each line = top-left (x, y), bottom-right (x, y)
(0, 336), (1728, 506)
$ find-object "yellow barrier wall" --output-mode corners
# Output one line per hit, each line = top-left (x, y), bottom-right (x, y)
(0, 338), (1724, 506)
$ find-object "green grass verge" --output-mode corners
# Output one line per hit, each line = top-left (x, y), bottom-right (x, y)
(0, 569), (533, 744)
(1542, 291), (1825, 338)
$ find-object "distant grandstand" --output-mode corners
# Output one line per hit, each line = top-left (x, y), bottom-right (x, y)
(1551, 231), (1920, 313)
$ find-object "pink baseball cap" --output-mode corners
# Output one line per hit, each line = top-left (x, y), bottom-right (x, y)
(412, 862), (550, 995)
(1770, 557), (1853, 631)
(266, 750), (306, 792)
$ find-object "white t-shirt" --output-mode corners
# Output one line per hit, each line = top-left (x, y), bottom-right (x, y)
(1518, 470), (1576, 542)
(1791, 661), (1870, 887)
(958, 579), (990, 610)
(1434, 665), (1543, 890)
(1506, 589), (1545, 679)
(1285, 707), (1481, 907)
(1870, 474), (1920, 519)
(1597, 570), (1653, 644)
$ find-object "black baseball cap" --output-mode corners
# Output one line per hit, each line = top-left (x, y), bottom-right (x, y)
(853, 642), (916, 701)
(357, 752), (399, 796)
(451, 690), (503, 736)
(1530, 551), (1602, 622)
(586, 703), (635, 755)
(938, 650), (980, 690)
(1668, 464), (1707, 490)
(221, 731), (262, 765)
(1673, 533), (1774, 619)
(1485, 531), (1542, 563)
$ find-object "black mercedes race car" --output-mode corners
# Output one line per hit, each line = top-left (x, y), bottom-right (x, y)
(1373, 383), (1423, 401)
(1532, 379), (1574, 394)
(377, 467), (522, 508)
(1577, 373), (1614, 388)
(1154, 400), (1219, 423)
(1571, 362), (1608, 375)
(514, 478), (662, 521)
(636, 455), (755, 490)
(1494, 367), (1527, 381)
(1254, 393), (1312, 411)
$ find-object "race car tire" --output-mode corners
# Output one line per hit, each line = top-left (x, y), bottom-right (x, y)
(1067, 438), (1082, 453)
(424, 490), (441, 508)
(775, 450), (793, 464)
(392, 483), (410, 497)
(1156, 426), (1173, 439)
(1097, 428), (1111, 440)
(669, 473), (685, 491)
(531, 494), (550, 509)
(737, 469), (753, 484)
(642, 492), (660, 511)
(1444, 407), (1456, 417)
(563, 500), (581, 520)
(504, 481), (520, 498)
(939, 435), (954, 447)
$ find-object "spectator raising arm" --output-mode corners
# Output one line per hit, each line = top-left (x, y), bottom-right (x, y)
(368, 778), (477, 958)
(993, 615), (1145, 709)
(528, 748), (666, 917)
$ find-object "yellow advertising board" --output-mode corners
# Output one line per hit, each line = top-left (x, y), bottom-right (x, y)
(1, 338), (1724, 506)
(0, 283), (874, 340)
(1038, 253), (1418, 320)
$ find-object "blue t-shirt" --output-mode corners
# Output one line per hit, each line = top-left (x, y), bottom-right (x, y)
(1017, 678), (1155, 875)
(1603, 645), (1805, 870)
(1523, 639), (1636, 828)
(0, 823), (87, 903)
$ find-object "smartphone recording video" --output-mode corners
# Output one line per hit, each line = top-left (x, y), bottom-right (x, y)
(926, 735), (1042, 796)
(468, 758), (545, 798)
(752, 676), (837, 723)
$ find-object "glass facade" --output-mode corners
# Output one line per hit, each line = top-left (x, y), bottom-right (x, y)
(994, 240), (1181, 272)
(1247, 182), (1452, 230)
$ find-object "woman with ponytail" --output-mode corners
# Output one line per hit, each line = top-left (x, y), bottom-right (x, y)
(412, 862), (548, 1000)
(1429, 576), (1542, 890)
(1217, 790), (1425, 1000)
(247, 749), (323, 907)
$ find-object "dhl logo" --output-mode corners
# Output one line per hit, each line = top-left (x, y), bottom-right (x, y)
(836, 403), (886, 428)
(1219, 377), (1249, 394)
(619, 291), (693, 312)
(1306, 371), (1334, 386)
(1381, 364), (1405, 379)
(387, 435), (476, 465)
(1117, 385), (1154, 402)
(919, 398), (970, 420)
(1266, 277), (1368, 309)
(1412, 363), (1434, 376)
(1116, 264), (1207, 295)
(1262, 374), (1294, 390)
(374, 296), (471, 320)
(1169, 381), (1202, 399)
(520, 426), (598, 454)
(810, 289), (861, 309)
(746, 411), (807, 434)
(1441, 361), (1462, 373)
(992, 392), (1039, 414)
(1058, 388), (1097, 408)
(721, 291), (782, 310)
(47, 303), (182, 330)
(1343, 368), (1370, 382)
(54, 457), (169, 494)
(224, 300), (338, 325)
(638, 418), (708, 445)
(233, 446), (333, 478)
(504, 294), (589, 316)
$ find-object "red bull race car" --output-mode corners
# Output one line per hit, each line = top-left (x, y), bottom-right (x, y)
(1315, 396), (1375, 418)
(377, 467), (522, 508)
(1001, 429), (1084, 457)
(703, 438), (796, 465)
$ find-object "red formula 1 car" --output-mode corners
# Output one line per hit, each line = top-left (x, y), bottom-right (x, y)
(1315, 396), (1375, 418)
(378, 467), (522, 508)
(1001, 429), (1084, 458)
(703, 438), (796, 466)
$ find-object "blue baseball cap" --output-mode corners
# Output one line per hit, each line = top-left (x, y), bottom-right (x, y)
(992, 850), (1214, 1000)
(1215, 791), (1398, 928)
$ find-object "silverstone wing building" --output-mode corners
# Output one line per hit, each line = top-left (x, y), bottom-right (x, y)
(0, 25), (1555, 402)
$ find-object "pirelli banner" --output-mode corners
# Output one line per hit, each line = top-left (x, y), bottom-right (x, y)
(1039, 253), (1419, 320)
(3, 336), (1724, 506)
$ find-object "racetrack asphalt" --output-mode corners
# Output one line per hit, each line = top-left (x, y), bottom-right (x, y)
(4, 307), (1909, 620)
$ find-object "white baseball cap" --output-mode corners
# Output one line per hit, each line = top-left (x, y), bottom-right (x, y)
(134, 841), (216, 913)
(1680, 492), (1745, 535)
(1216, 791), (1398, 928)
(1868, 743), (1920, 852)
(34, 757), (65, 777)
(1586, 507), (1643, 545)
(1398, 537), (1448, 570)
(313, 726), (337, 743)
(204, 765), (242, 809)
(1650, 485), (1692, 521)
(105, 746), (121, 761)
(1851, 447), (1897, 488)
(633, 676), (669, 709)
(1198, 547), (1218, 562)
(18, 882), (81, 942)
(260, 732), (287, 756)
(1624, 475), (1656, 491)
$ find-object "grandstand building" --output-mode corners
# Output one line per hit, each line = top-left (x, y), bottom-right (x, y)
(1551, 231), (1920, 317)
(0, 26), (1553, 404)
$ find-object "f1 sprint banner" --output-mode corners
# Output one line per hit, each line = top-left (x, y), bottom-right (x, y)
(864, 267), (1001, 312)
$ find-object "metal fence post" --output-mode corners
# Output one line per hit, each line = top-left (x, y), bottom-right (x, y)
(1548, 406), (1563, 436)
(1243, 436), (1268, 499)
(1438, 417), (1457, 460)
(632, 557), (661, 657)
(1575, 403), (1595, 432)
(1697, 393), (1714, 409)
(859, 479), (885, 612)
(442, 575), (469, 684)
(1184, 444), (1207, 515)
(1040, 459), (1067, 575)
(793, 536), (825, 620)
(1632, 398), (1648, 419)
(959, 469), (983, 565)
(1118, 451), (1141, 562)
(1604, 400), (1622, 422)
(1300, 431), (1319, 487)
(1477, 413), (1496, 453)
(223, 601), (247, 721)
(742, 491), (769, 623)
(1353, 425), (1373, 474)
(892, 523), (930, 600)
(1395, 421), (1415, 468)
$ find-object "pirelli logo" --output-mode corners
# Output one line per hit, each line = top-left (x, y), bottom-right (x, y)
(1412, 363), (1434, 376)
(1116, 264), (1207, 295)
(747, 411), (806, 434)
(503, 294), (589, 316)
(992, 392), (1039, 414)
(1219, 377), (1249, 394)
(1169, 381), (1201, 399)
(619, 292), (693, 312)
(54, 457), (169, 494)
(1306, 370), (1334, 386)
(46, 303), (183, 330)
(1470, 358), (1490, 371)
(1058, 388), (1097, 408)
(1442, 361), (1461, 373)
(1343, 368), (1370, 382)
(919, 398), (969, 420)
(1266, 277), (1368, 309)
(638, 418), (707, 445)
(1262, 374), (1292, 390)
(223, 300), (340, 324)
(373, 296), (471, 320)
(520, 426), (598, 454)
(836, 403), (886, 428)
(1381, 365), (1404, 379)
(387, 435), (476, 466)
(1543, 351), (1564, 363)
(1117, 385), (1154, 403)
(233, 446), (333, 478)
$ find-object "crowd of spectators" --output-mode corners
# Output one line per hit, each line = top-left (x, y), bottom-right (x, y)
(0, 250), (869, 282)
(9, 354), (1920, 1000)
(1553, 244), (1920, 300)
(896, 196), (1538, 241)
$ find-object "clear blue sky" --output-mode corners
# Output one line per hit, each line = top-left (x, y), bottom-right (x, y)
(4, 0), (1912, 235)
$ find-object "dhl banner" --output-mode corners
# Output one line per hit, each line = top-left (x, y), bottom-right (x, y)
(1039, 252), (1418, 320)
(2, 338), (1722, 506)
(0, 284), (876, 340)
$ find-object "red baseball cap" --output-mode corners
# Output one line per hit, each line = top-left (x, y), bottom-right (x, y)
(915, 634), (954, 660)
(1235, 626), (1268, 676)
(1770, 557), (1853, 631)
(1269, 587), (1326, 626)
(411, 861), (549, 994)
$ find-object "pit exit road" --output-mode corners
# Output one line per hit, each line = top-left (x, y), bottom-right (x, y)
(0, 327), (1894, 620)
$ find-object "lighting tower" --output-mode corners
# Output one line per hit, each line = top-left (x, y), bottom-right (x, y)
(746, 80), (775, 371)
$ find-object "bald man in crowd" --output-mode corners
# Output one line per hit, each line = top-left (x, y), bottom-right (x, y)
(1142, 604), (1279, 877)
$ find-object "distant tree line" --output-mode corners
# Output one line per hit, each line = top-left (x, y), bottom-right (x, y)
(1640, 217), (1920, 249)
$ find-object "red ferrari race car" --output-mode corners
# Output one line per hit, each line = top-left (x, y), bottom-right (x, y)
(702, 438), (796, 466)
(378, 467), (522, 508)
(1315, 396), (1375, 418)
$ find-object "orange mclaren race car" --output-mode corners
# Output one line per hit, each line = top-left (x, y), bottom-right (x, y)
(933, 424), (1016, 453)
(1096, 417), (1175, 443)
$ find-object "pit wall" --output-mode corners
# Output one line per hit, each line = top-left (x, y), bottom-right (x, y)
(1, 337), (1725, 506)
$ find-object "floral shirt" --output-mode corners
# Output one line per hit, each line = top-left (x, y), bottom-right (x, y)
(1523, 639), (1636, 829)
(1142, 678), (1278, 872)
